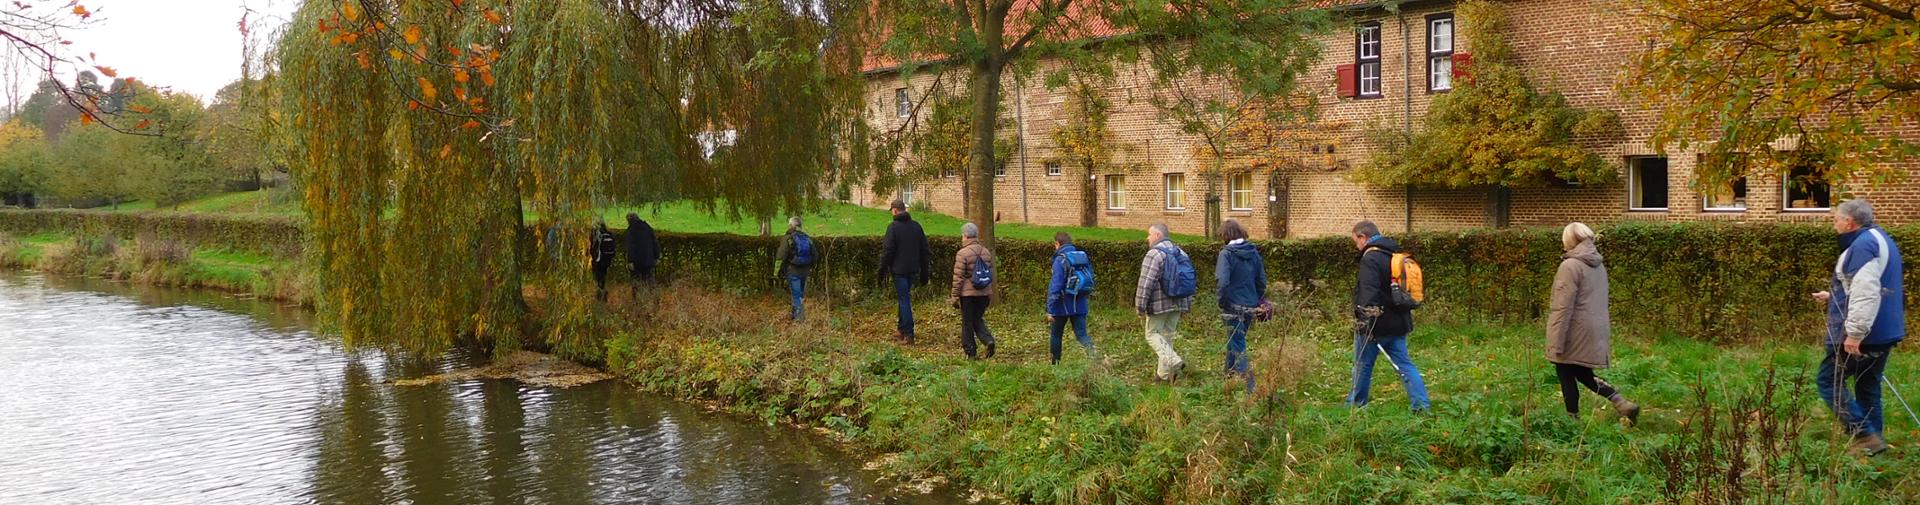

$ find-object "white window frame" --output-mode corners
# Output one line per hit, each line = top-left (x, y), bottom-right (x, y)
(1781, 165), (1833, 212)
(1045, 161), (1062, 177)
(894, 87), (911, 118)
(1702, 177), (1749, 212)
(1627, 157), (1669, 212)
(1164, 173), (1186, 210)
(1427, 15), (1455, 92)
(1357, 23), (1382, 98)
(1229, 173), (1255, 211)
(1105, 174), (1127, 210)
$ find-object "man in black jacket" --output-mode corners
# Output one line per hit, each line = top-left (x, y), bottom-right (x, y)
(591, 219), (618, 301)
(1348, 220), (1430, 411)
(626, 213), (660, 295)
(879, 200), (931, 344)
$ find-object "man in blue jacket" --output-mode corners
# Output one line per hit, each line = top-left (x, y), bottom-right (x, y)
(1812, 199), (1904, 457)
(1047, 232), (1096, 364)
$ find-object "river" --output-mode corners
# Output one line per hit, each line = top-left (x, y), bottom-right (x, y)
(0, 273), (964, 504)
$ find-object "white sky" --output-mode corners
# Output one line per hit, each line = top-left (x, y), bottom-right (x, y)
(8, 0), (298, 106)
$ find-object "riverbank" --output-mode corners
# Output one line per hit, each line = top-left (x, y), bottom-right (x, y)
(0, 230), (306, 303)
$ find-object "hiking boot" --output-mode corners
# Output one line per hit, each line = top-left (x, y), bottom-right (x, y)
(984, 341), (996, 359)
(1612, 397), (1642, 426)
(1170, 361), (1185, 384)
(1850, 433), (1890, 457)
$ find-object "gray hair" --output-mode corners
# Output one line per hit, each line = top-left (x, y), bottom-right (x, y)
(1148, 222), (1170, 239)
(1561, 222), (1596, 251)
(1837, 199), (1875, 227)
(788, 216), (802, 230)
(961, 222), (979, 239)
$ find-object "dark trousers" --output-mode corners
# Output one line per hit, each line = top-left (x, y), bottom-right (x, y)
(1818, 343), (1895, 436)
(893, 275), (916, 337)
(1554, 363), (1619, 414)
(592, 261), (611, 299)
(1049, 314), (1094, 364)
(632, 263), (654, 283)
(959, 296), (994, 358)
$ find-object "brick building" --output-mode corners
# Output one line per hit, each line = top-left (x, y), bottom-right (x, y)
(847, 0), (1920, 239)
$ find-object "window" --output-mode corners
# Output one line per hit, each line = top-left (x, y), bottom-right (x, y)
(1105, 174), (1127, 210)
(1628, 157), (1669, 211)
(894, 87), (911, 118)
(1702, 177), (1748, 211)
(994, 162), (1006, 178)
(1230, 173), (1254, 210)
(1428, 14), (1455, 92)
(1783, 164), (1832, 211)
(1045, 161), (1062, 177)
(1356, 23), (1382, 97)
(901, 180), (916, 207)
(1164, 173), (1187, 210)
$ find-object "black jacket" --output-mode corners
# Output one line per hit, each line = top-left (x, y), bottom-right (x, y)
(625, 215), (659, 269)
(591, 225), (618, 267)
(880, 212), (931, 281)
(1354, 235), (1413, 337)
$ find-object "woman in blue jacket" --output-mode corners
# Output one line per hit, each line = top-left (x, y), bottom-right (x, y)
(1047, 232), (1097, 364)
(1215, 220), (1266, 394)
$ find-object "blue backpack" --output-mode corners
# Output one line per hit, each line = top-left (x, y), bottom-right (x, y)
(790, 233), (816, 266)
(970, 257), (994, 289)
(1157, 244), (1198, 299)
(1060, 249), (1095, 296)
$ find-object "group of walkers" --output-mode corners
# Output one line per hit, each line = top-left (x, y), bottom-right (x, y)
(588, 213), (660, 301)
(764, 198), (1903, 458)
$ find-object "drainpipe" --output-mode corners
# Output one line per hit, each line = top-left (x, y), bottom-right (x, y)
(1016, 78), (1031, 223)
(1398, 5), (1414, 234)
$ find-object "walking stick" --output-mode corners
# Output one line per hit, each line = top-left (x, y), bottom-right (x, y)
(1885, 376), (1920, 429)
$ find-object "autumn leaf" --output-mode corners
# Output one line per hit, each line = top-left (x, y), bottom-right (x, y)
(93, 66), (117, 78)
(388, 48), (405, 61)
(407, 100), (422, 111)
(438, 144), (452, 159)
(79, 114), (94, 126)
(71, 4), (88, 19)
(453, 70), (469, 83)
(403, 25), (421, 45)
(128, 105), (153, 114)
(482, 9), (503, 24)
(461, 120), (482, 129)
(417, 77), (437, 101)
(340, 0), (359, 22)
(134, 119), (151, 130)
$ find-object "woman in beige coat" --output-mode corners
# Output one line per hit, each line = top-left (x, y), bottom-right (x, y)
(951, 222), (997, 359)
(1548, 223), (1640, 424)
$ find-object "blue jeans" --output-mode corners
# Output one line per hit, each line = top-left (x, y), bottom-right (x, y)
(1348, 333), (1430, 410)
(1049, 314), (1094, 364)
(893, 275), (915, 337)
(1222, 313), (1254, 393)
(1817, 344), (1893, 436)
(786, 274), (806, 320)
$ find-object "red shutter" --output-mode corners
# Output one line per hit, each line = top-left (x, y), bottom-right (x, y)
(1451, 52), (1473, 84)
(1336, 64), (1357, 98)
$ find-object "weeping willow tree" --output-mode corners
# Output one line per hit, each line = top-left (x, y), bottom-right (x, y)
(277, 0), (864, 355)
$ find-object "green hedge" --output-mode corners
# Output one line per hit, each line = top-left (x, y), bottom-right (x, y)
(0, 210), (304, 257)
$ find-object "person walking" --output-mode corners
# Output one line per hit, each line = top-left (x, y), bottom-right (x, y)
(773, 216), (815, 321)
(1136, 223), (1194, 382)
(590, 219), (617, 301)
(1812, 199), (1904, 457)
(1347, 220), (1430, 411)
(1215, 220), (1264, 394)
(625, 213), (660, 294)
(879, 200), (931, 344)
(951, 222), (997, 359)
(1547, 222), (1640, 423)
(1046, 232), (1096, 364)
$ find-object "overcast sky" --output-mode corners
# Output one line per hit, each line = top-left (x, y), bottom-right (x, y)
(7, 0), (298, 107)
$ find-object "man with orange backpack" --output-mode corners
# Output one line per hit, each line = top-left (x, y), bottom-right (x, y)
(1347, 220), (1430, 412)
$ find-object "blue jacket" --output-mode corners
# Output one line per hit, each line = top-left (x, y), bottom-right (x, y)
(1215, 239), (1266, 312)
(1828, 225), (1905, 346)
(1047, 245), (1091, 316)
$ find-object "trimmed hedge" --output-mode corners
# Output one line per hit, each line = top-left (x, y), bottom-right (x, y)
(0, 210), (304, 257)
(4, 209), (1912, 342)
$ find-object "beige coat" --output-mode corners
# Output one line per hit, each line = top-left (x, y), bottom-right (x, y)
(952, 240), (995, 298)
(1546, 240), (1612, 369)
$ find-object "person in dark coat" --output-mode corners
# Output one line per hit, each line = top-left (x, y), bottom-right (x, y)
(626, 213), (660, 293)
(1547, 222), (1639, 423)
(1215, 220), (1264, 394)
(879, 200), (931, 344)
(591, 219), (617, 301)
(1347, 220), (1429, 411)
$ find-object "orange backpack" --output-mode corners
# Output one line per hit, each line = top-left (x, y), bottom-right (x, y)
(1369, 248), (1425, 309)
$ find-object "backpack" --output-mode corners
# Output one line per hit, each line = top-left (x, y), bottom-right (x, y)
(790, 233), (816, 266)
(1059, 249), (1096, 296)
(595, 229), (617, 262)
(1157, 244), (1198, 299)
(1369, 247), (1425, 310)
(970, 255), (995, 289)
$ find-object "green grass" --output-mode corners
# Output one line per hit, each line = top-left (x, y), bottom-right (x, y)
(95, 190), (302, 216)
(602, 200), (1204, 243)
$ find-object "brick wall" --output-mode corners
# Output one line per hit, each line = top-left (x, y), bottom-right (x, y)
(849, 0), (1920, 239)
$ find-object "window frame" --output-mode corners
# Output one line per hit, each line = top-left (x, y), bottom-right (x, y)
(1164, 173), (1187, 210)
(1626, 156), (1670, 212)
(1105, 174), (1127, 210)
(1229, 173), (1255, 211)
(1356, 22), (1383, 98)
(1426, 13), (1455, 93)
(1781, 164), (1833, 212)
(1701, 177), (1750, 212)
(1044, 161), (1062, 177)
(894, 87), (911, 118)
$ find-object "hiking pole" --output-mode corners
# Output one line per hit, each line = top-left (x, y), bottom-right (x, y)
(1885, 376), (1920, 429)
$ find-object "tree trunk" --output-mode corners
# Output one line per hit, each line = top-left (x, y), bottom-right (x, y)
(1268, 173), (1290, 239)
(1204, 156), (1225, 239)
(1078, 163), (1097, 227)
(966, 59), (1004, 247)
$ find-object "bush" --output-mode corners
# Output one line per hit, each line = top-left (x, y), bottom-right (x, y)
(0, 209), (300, 257)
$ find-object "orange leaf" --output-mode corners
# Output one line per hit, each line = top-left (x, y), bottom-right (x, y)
(128, 105), (153, 114)
(461, 120), (481, 129)
(355, 51), (371, 69)
(452, 0), (464, 6)
(403, 25), (421, 45)
(453, 70), (469, 83)
(417, 77), (437, 101)
(71, 5), (89, 19)
(479, 70), (495, 86)
(453, 87), (467, 102)
(388, 48), (405, 61)
(407, 100), (422, 110)
(340, 1), (360, 22)
(482, 9), (503, 24)
(79, 114), (94, 126)
(438, 144), (452, 159)
(134, 119), (151, 130)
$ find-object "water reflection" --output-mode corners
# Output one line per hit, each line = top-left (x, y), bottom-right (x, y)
(0, 272), (961, 504)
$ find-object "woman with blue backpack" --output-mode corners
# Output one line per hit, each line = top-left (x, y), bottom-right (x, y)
(774, 216), (816, 321)
(1046, 232), (1098, 365)
(950, 222), (997, 359)
(1215, 220), (1266, 394)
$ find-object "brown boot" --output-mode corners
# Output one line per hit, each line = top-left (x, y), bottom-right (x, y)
(1849, 433), (1890, 457)
(1611, 396), (1641, 426)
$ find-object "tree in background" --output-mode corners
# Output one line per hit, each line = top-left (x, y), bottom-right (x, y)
(203, 79), (284, 190)
(120, 90), (219, 208)
(0, 2), (147, 133)
(1051, 79), (1127, 228)
(48, 123), (130, 208)
(1630, 0), (1920, 188)
(872, 0), (1329, 247)
(1357, 0), (1619, 224)
(0, 120), (51, 206)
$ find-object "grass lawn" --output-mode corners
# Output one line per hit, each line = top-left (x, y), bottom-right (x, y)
(95, 190), (302, 216)
(603, 200), (1205, 243)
